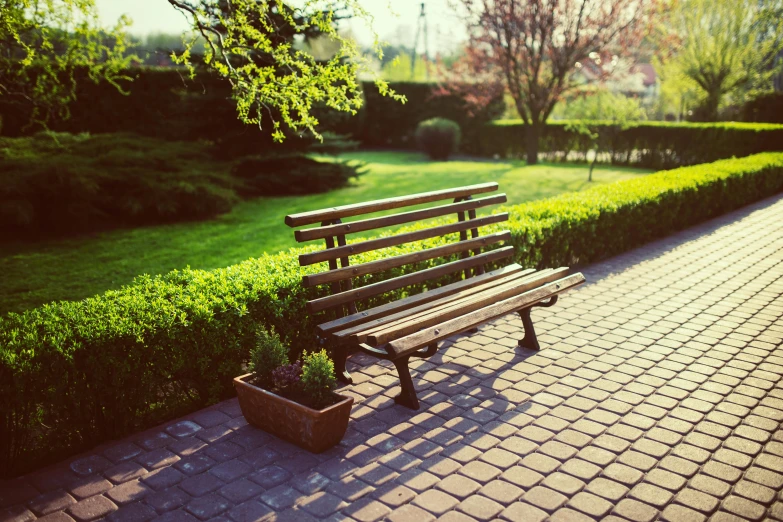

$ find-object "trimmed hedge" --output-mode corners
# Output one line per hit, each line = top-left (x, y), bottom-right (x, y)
(0, 69), (503, 152)
(0, 132), (239, 239)
(2, 152), (783, 477)
(470, 120), (783, 169)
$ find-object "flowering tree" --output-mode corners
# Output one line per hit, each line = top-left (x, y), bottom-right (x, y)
(446, 0), (650, 164)
(1, 0), (402, 140)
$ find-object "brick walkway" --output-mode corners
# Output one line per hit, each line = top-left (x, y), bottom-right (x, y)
(2, 194), (783, 522)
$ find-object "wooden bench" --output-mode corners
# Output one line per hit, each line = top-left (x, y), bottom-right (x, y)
(285, 183), (585, 409)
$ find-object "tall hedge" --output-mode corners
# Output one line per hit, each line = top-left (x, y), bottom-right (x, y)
(470, 120), (783, 169)
(0, 68), (502, 152)
(2, 152), (782, 477)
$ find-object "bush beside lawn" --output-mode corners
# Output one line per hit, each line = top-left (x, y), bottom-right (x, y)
(2, 152), (782, 477)
(470, 120), (783, 169)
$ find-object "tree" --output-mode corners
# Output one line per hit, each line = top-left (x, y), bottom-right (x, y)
(563, 88), (647, 181)
(658, 0), (783, 121)
(0, 0), (134, 128)
(445, 0), (649, 164)
(1, 1), (402, 140)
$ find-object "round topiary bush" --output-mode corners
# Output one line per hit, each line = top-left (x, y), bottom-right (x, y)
(415, 118), (461, 160)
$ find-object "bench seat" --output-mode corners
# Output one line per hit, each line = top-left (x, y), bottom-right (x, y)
(285, 183), (585, 409)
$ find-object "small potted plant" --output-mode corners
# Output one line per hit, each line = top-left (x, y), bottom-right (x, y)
(233, 327), (354, 453)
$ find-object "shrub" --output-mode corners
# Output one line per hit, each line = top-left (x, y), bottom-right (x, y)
(249, 327), (289, 388)
(0, 132), (239, 239)
(231, 154), (364, 197)
(301, 350), (338, 409)
(271, 360), (303, 391)
(1, 152), (782, 477)
(416, 118), (461, 160)
(470, 121), (783, 169)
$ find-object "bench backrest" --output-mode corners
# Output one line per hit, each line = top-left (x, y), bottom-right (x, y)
(285, 183), (511, 318)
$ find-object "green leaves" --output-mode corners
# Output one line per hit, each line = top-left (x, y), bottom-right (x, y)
(167, 0), (404, 142)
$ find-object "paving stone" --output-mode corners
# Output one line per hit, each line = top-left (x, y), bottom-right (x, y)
(660, 504), (706, 522)
(689, 474), (731, 498)
(586, 477), (629, 501)
(144, 486), (191, 512)
(66, 495), (117, 521)
(733, 479), (776, 505)
(568, 491), (613, 518)
(701, 461), (743, 483)
(499, 466), (544, 489)
(28, 490), (77, 516)
(522, 486), (567, 513)
(105, 501), (157, 522)
(459, 461), (502, 483)
(226, 500), (273, 522)
(744, 466), (783, 489)
(179, 473), (224, 497)
(613, 498), (658, 522)
(436, 474), (481, 499)
(386, 504), (436, 522)
(70, 456), (113, 477)
(721, 495), (766, 521)
(106, 480), (151, 505)
(674, 488), (719, 514)
(397, 469), (441, 492)
(141, 467), (185, 490)
(644, 468), (686, 491)
(629, 483), (673, 508)
(342, 497), (391, 522)
(499, 501), (548, 522)
(412, 489), (460, 516)
(184, 493), (230, 521)
(372, 483), (416, 508)
(602, 463), (643, 486)
(541, 472), (585, 496)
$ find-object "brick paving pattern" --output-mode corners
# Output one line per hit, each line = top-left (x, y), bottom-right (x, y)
(2, 193), (783, 522)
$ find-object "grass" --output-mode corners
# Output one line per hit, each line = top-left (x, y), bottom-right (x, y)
(0, 151), (651, 315)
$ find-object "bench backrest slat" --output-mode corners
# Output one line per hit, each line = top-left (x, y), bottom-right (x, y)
(285, 182), (499, 227)
(286, 183), (513, 318)
(306, 246), (514, 314)
(302, 231), (512, 288)
(293, 194), (507, 243)
(298, 213), (508, 266)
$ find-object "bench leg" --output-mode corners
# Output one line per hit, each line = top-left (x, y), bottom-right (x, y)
(334, 344), (353, 384)
(392, 357), (419, 410)
(518, 307), (540, 350)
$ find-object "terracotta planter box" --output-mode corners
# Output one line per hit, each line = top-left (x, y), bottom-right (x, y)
(233, 373), (353, 453)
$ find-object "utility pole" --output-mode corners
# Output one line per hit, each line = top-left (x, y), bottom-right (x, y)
(411, 2), (429, 80)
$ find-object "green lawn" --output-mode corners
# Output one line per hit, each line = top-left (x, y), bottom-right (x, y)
(0, 151), (651, 315)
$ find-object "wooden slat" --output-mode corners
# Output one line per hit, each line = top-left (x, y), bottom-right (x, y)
(307, 246), (515, 314)
(298, 213), (509, 267)
(294, 194), (507, 243)
(316, 264), (530, 335)
(386, 273), (586, 357)
(365, 268), (571, 345)
(303, 231), (512, 288)
(285, 183), (499, 227)
(340, 268), (565, 342)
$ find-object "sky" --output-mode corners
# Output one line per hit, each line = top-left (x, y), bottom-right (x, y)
(95, 0), (467, 55)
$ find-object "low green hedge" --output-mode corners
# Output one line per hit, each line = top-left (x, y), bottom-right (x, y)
(2, 152), (783, 476)
(469, 121), (783, 169)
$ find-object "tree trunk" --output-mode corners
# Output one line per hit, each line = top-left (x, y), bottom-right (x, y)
(703, 88), (722, 122)
(525, 123), (540, 165)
